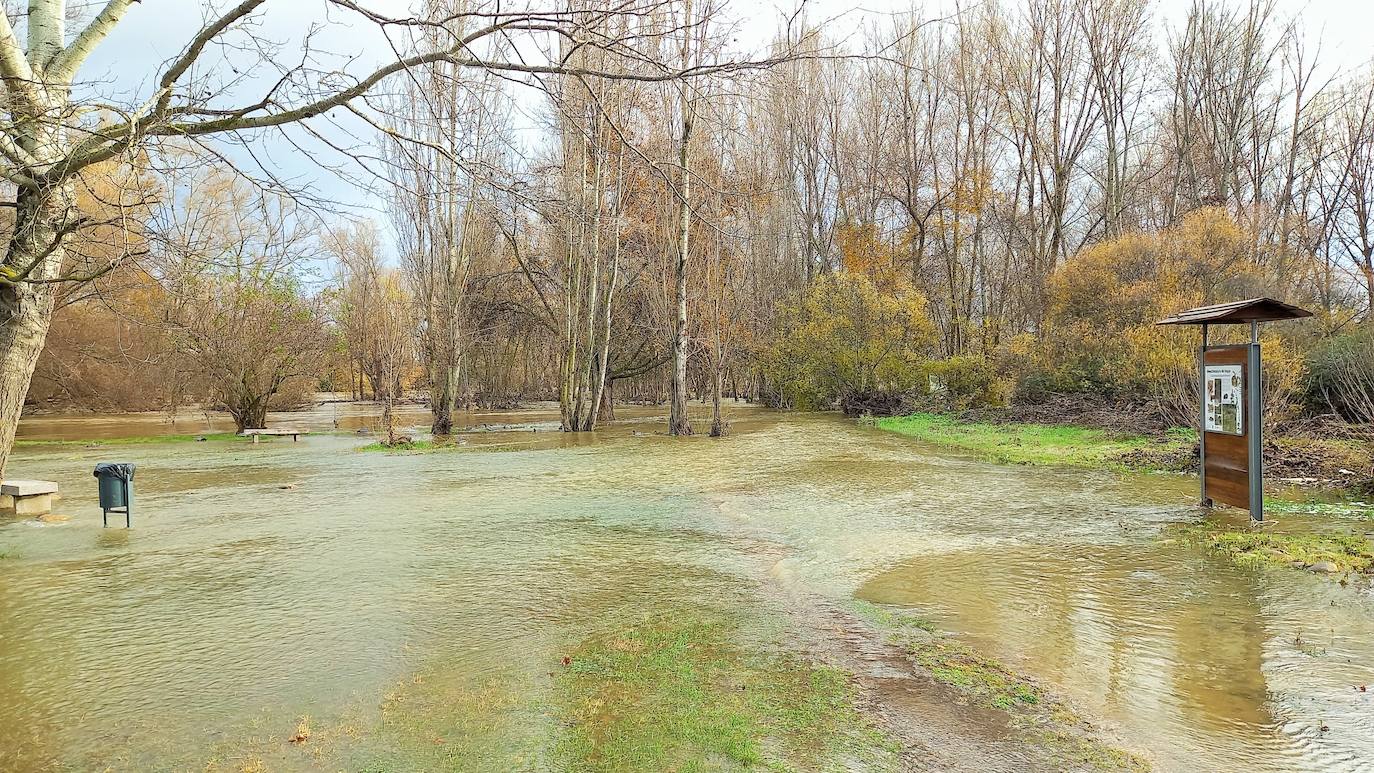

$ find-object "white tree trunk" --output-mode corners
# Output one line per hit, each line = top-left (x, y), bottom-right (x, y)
(0, 185), (69, 478)
(668, 104), (694, 437)
(0, 0), (74, 476)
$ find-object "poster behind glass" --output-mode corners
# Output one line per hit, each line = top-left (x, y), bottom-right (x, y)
(1204, 364), (1243, 435)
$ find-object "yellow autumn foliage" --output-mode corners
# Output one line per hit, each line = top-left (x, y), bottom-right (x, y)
(764, 273), (937, 410)
(1031, 208), (1306, 423)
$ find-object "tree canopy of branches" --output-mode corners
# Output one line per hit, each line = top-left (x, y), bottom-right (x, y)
(0, 0), (794, 476)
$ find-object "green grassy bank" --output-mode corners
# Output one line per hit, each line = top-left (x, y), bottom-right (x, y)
(551, 614), (895, 771)
(873, 412), (1192, 470)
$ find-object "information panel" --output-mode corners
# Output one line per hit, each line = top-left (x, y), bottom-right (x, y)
(1201, 346), (1253, 512)
(1204, 364), (1243, 435)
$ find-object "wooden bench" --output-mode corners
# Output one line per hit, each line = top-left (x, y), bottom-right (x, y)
(240, 428), (309, 443)
(1, 479), (60, 516)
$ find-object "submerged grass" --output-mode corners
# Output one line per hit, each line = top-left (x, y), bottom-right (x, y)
(357, 439), (522, 454)
(554, 613), (896, 772)
(196, 608), (896, 772)
(1266, 498), (1374, 518)
(874, 413), (1189, 470)
(851, 602), (1149, 772)
(1173, 524), (1374, 574)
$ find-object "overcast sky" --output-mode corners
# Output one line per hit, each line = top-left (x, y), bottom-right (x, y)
(71, 0), (1374, 239)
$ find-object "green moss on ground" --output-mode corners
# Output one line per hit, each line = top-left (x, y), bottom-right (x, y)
(554, 613), (897, 772)
(852, 603), (1149, 771)
(874, 412), (1189, 471)
(1173, 525), (1374, 574)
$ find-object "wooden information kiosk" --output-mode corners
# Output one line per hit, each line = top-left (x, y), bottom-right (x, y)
(1157, 298), (1312, 521)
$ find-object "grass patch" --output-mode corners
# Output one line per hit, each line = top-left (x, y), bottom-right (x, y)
(852, 603), (1148, 771)
(554, 613), (896, 772)
(15, 432), (247, 447)
(347, 670), (543, 771)
(874, 413), (1188, 470)
(848, 598), (937, 633)
(357, 439), (447, 453)
(850, 602), (1043, 712)
(1266, 498), (1374, 518)
(910, 640), (1042, 711)
(1173, 525), (1374, 573)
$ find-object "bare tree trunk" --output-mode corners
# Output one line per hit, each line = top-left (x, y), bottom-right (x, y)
(432, 355), (458, 435)
(383, 394), (397, 445)
(231, 398), (269, 433)
(584, 150), (624, 431)
(669, 100), (694, 436)
(0, 287), (54, 478)
(584, 254), (618, 430)
(0, 157), (72, 479)
(709, 356), (724, 437)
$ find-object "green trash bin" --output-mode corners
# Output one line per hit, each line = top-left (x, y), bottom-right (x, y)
(93, 462), (135, 527)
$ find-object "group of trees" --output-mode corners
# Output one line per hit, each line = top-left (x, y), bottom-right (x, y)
(6, 0), (1374, 475)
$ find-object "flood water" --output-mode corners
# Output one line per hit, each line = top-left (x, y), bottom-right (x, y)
(3, 404), (1373, 771)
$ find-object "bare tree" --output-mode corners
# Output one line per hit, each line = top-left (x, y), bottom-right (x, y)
(329, 221), (416, 439)
(0, 0), (802, 475)
(153, 169), (326, 432)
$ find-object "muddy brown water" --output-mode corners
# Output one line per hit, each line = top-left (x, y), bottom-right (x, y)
(2, 404), (1373, 770)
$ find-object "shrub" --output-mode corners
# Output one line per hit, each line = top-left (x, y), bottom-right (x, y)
(926, 355), (1010, 409)
(1307, 327), (1374, 425)
(1027, 207), (1306, 425)
(763, 273), (936, 411)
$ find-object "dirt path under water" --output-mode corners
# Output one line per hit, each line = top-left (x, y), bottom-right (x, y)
(748, 536), (1144, 772)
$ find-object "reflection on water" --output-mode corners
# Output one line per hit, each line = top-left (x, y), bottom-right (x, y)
(2, 406), (1373, 770)
(858, 545), (1374, 771)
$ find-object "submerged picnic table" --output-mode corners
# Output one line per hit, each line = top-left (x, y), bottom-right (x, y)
(239, 428), (309, 443)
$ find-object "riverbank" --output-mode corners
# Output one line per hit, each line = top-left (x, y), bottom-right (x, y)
(15, 432), (246, 447)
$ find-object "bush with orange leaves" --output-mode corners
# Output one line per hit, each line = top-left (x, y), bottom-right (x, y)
(1031, 208), (1310, 426)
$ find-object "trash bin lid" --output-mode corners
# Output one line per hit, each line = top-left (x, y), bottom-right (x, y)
(93, 462), (136, 480)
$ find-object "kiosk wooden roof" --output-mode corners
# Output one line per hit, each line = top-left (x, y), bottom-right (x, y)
(1156, 297), (1312, 326)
